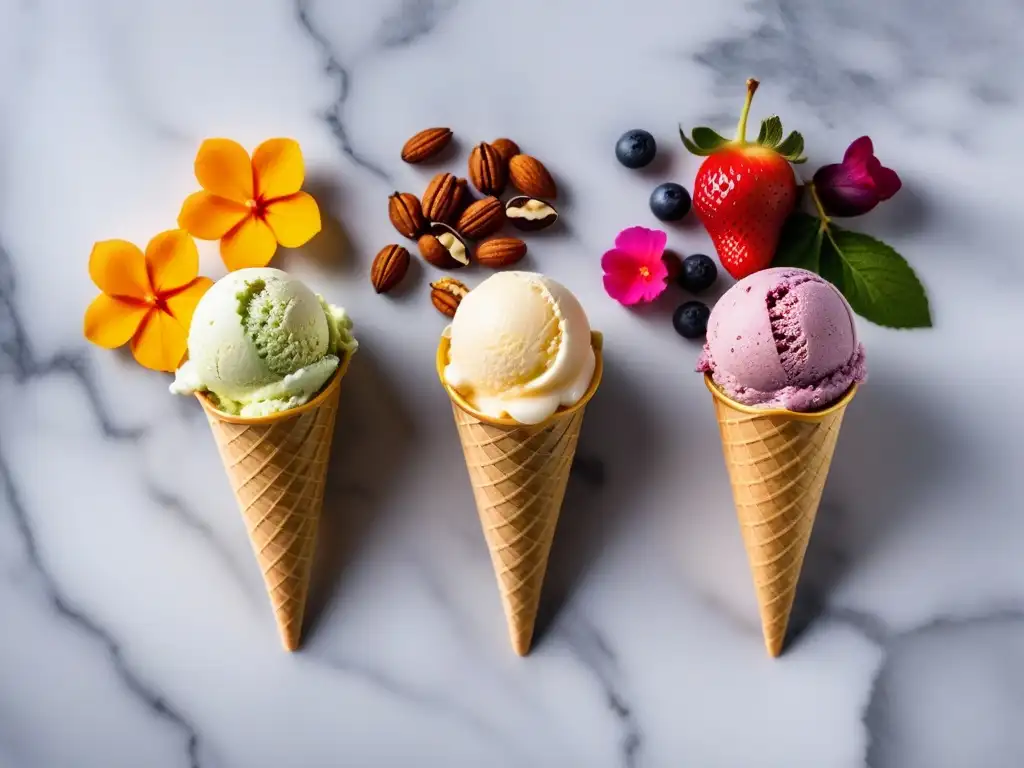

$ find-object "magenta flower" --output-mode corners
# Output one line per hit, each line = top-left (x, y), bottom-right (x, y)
(602, 226), (669, 305)
(812, 136), (902, 217)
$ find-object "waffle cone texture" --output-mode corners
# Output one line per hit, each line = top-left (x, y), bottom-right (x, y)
(704, 374), (857, 657)
(196, 354), (352, 652)
(437, 333), (603, 656)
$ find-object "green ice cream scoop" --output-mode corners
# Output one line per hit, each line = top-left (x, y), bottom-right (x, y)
(171, 268), (357, 417)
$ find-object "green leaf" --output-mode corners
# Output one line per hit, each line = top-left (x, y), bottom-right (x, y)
(821, 227), (932, 328)
(776, 130), (807, 163)
(680, 125), (730, 156)
(757, 116), (784, 148)
(773, 212), (823, 271)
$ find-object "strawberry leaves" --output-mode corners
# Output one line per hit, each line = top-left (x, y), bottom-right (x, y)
(681, 115), (806, 162)
(679, 126), (730, 156)
(773, 207), (932, 328)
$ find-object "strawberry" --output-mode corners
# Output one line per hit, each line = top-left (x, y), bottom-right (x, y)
(681, 79), (806, 279)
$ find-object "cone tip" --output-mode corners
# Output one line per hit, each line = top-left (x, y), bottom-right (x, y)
(765, 636), (784, 658)
(512, 636), (533, 656)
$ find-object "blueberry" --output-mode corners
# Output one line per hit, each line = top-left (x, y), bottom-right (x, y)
(678, 254), (718, 294)
(650, 182), (691, 221)
(673, 301), (710, 339)
(615, 129), (657, 169)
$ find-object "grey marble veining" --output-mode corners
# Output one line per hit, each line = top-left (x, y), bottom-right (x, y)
(1, 1), (1022, 766)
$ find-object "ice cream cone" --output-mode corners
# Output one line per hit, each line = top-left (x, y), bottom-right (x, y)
(196, 353), (352, 651)
(437, 333), (603, 656)
(704, 374), (857, 657)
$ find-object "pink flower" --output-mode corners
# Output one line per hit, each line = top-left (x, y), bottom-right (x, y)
(602, 226), (669, 305)
(812, 136), (902, 217)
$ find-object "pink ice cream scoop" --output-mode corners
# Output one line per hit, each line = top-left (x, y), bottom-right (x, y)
(697, 267), (866, 411)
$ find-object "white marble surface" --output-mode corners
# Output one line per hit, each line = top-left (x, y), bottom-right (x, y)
(1, 1), (1022, 766)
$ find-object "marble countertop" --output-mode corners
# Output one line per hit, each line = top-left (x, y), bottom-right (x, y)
(2, 1), (1022, 766)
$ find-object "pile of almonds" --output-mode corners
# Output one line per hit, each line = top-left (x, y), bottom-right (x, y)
(370, 127), (560, 316)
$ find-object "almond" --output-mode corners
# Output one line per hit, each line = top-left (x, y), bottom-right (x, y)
(468, 142), (507, 196)
(370, 244), (410, 294)
(430, 277), (469, 318)
(455, 196), (505, 239)
(388, 192), (424, 239)
(508, 154), (557, 199)
(476, 237), (527, 268)
(492, 138), (520, 165)
(422, 172), (460, 223)
(401, 127), (452, 164)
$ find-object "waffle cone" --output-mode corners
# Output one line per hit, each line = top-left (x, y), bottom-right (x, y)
(196, 355), (351, 652)
(437, 333), (603, 656)
(704, 375), (856, 657)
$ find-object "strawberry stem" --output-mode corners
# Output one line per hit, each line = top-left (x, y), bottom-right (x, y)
(735, 78), (759, 144)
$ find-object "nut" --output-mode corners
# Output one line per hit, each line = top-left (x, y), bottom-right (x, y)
(505, 196), (558, 231)
(492, 138), (520, 165)
(475, 237), (527, 268)
(388, 192), (425, 239)
(455, 196), (505, 239)
(430, 277), (469, 318)
(401, 127), (453, 164)
(422, 172), (460, 222)
(508, 154), (557, 199)
(468, 142), (507, 196)
(370, 244), (410, 294)
(418, 224), (469, 268)
(451, 177), (472, 218)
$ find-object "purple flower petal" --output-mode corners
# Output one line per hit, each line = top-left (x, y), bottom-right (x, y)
(843, 136), (875, 165)
(813, 162), (880, 217)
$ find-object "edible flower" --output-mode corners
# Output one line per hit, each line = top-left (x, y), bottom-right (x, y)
(178, 138), (321, 270)
(812, 136), (901, 217)
(83, 230), (213, 372)
(601, 226), (669, 305)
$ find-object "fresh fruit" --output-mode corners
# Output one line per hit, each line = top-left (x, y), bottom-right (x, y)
(678, 253), (718, 293)
(681, 78), (805, 279)
(672, 301), (711, 339)
(401, 128), (453, 163)
(662, 250), (683, 282)
(616, 129), (657, 168)
(508, 154), (557, 198)
(649, 183), (691, 221)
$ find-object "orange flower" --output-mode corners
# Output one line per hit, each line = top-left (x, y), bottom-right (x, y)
(83, 230), (213, 372)
(177, 138), (321, 271)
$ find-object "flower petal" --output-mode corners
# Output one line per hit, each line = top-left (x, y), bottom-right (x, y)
(252, 138), (305, 200)
(83, 294), (149, 349)
(263, 192), (321, 248)
(601, 247), (643, 273)
(178, 191), (249, 240)
(220, 216), (278, 271)
(89, 240), (151, 299)
(194, 138), (254, 203)
(843, 136), (875, 165)
(130, 309), (188, 372)
(145, 229), (199, 294)
(164, 277), (214, 333)
(812, 163), (879, 217)
(613, 226), (667, 259)
(867, 159), (902, 201)
(603, 271), (647, 306)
